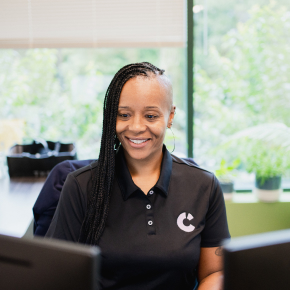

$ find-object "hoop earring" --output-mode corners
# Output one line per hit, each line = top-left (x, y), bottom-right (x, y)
(166, 127), (175, 154)
(114, 135), (120, 151)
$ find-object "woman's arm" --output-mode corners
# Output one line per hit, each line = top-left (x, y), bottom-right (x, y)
(197, 247), (224, 290)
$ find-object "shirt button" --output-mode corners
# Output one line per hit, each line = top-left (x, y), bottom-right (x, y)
(146, 204), (151, 210)
(149, 190), (154, 195)
(148, 220), (153, 226)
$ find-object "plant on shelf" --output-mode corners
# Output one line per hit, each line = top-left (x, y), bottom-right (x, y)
(225, 123), (290, 202)
(215, 158), (240, 199)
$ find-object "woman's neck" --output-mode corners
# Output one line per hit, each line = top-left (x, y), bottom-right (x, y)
(124, 149), (163, 178)
(123, 148), (163, 194)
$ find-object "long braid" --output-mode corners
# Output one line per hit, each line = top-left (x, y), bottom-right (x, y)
(79, 62), (165, 245)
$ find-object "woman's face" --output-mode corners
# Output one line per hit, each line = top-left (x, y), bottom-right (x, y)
(116, 75), (175, 162)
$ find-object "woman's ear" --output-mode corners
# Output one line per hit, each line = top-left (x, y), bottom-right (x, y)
(167, 105), (176, 128)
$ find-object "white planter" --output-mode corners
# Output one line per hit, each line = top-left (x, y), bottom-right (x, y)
(223, 192), (234, 201)
(254, 188), (282, 202)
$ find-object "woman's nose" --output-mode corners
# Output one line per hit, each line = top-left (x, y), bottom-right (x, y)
(129, 115), (146, 132)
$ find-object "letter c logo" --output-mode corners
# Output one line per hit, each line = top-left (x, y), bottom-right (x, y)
(177, 212), (195, 232)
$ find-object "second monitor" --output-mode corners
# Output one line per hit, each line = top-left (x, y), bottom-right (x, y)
(223, 229), (290, 290)
(0, 234), (101, 290)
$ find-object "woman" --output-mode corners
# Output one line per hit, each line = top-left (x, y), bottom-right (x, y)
(46, 62), (230, 290)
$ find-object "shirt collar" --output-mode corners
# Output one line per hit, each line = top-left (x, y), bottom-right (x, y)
(115, 145), (172, 201)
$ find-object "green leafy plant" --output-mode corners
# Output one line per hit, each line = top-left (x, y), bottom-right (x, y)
(225, 123), (290, 180)
(215, 158), (240, 183)
(194, 3), (290, 167)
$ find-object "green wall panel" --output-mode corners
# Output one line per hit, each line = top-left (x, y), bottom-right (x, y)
(225, 201), (290, 237)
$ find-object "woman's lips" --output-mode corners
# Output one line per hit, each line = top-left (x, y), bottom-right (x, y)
(126, 137), (151, 148)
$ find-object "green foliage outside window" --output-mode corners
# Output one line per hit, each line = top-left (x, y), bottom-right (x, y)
(0, 48), (186, 159)
(194, 2), (290, 178)
(1, 1), (290, 180)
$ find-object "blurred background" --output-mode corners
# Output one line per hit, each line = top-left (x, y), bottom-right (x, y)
(194, 0), (290, 191)
(0, 0), (290, 237)
(0, 47), (186, 159)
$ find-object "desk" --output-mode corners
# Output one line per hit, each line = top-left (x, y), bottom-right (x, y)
(0, 176), (46, 237)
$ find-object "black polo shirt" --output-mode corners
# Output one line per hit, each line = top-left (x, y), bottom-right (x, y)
(46, 146), (230, 290)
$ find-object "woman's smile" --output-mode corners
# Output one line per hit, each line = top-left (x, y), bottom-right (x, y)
(126, 137), (151, 148)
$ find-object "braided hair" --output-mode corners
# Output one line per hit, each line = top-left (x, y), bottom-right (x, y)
(79, 62), (165, 245)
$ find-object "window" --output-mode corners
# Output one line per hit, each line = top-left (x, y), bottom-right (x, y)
(0, 48), (186, 159)
(0, 0), (187, 160)
(2, 1), (290, 191)
(194, 0), (290, 190)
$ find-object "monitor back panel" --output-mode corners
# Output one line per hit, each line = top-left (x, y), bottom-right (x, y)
(0, 234), (101, 290)
(223, 230), (290, 290)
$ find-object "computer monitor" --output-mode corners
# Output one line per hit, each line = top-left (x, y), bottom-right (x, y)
(0, 234), (101, 290)
(223, 229), (290, 290)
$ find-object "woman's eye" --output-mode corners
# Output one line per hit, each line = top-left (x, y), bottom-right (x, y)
(119, 113), (129, 118)
(146, 114), (157, 120)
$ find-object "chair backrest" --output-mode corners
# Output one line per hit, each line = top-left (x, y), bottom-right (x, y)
(33, 157), (198, 236)
(33, 159), (94, 236)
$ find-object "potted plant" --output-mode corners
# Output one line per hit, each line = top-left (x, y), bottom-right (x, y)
(215, 158), (240, 200)
(226, 123), (290, 202)
(243, 141), (286, 202)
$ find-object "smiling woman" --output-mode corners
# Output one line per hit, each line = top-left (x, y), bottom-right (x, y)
(45, 62), (230, 290)
(116, 75), (175, 194)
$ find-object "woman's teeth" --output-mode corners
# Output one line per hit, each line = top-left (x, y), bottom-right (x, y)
(129, 139), (148, 144)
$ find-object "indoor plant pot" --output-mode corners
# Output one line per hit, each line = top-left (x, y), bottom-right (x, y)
(224, 123), (290, 203)
(219, 180), (234, 200)
(215, 159), (239, 201)
(255, 175), (282, 202)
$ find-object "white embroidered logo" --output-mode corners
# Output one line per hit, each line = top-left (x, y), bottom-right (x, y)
(177, 212), (195, 232)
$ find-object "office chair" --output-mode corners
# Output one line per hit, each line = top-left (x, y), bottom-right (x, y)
(33, 159), (95, 236)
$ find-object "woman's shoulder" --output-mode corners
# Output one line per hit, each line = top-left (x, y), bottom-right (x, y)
(171, 154), (214, 178)
(69, 159), (98, 177)
(67, 160), (99, 193)
(171, 155), (223, 207)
